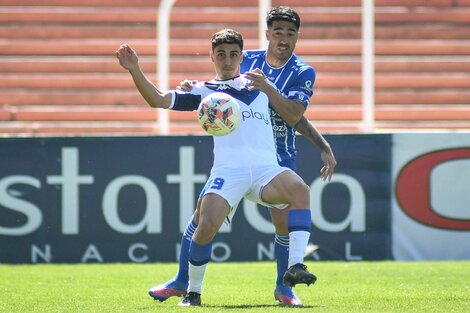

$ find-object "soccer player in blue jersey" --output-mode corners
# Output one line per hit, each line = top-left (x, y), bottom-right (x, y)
(146, 6), (336, 307)
(242, 8), (338, 305)
(117, 28), (317, 306)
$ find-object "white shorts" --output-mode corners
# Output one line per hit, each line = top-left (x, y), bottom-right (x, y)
(200, 164), (292, 221)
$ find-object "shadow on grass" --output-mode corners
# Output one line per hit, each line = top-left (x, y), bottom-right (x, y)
(203, 304), (322, 309)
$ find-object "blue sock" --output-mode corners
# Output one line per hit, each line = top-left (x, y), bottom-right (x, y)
(274, 234), (289, 286)
(188, 240), (212, 293)
(288, 209), (312, 233)
(287, 209), (312, 267)
(173, 217), (197, 284)
(189, 240), (212, 266)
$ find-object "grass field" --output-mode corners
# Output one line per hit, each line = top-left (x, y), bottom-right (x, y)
(1, 261), (469, 312)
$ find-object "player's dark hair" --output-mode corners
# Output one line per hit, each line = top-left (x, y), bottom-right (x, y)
(266, 6), (301, 30)
(211, 29), (244, 51)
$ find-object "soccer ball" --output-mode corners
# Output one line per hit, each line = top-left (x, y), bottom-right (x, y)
(197, 92), (241, 136)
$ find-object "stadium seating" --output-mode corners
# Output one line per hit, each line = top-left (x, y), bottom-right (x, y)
(1, 0), (470, 135)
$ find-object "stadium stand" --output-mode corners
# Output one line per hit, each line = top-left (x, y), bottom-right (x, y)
(1, 0), (470, 135)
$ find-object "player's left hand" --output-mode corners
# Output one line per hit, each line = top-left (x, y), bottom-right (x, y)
(320, 145), (336, 182)
(176, 79), (198, 92)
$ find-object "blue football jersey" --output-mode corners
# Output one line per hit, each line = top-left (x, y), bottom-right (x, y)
(241, 49), (315, 164)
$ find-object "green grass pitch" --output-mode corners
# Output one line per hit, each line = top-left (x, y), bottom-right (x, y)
(1, 261), (469, 312)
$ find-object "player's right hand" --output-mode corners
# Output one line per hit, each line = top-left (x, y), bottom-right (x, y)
(176, 80), (198, 91)
(116, 43), (139, 72)
(320, 146), (336, 182)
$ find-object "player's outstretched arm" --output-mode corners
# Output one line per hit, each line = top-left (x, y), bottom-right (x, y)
(116, 44), (172, 109)
(294, 116), (337, 181)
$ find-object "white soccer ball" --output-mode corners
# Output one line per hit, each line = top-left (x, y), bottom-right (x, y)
(197, 92), (241, 136)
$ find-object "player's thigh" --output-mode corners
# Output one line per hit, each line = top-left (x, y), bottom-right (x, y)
(261, 170), (309, 208)
(195, 193), (232, 243)
(199, 193), (231, 227)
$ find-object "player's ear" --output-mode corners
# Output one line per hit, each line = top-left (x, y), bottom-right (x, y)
(210, 50), (215, 63)
(239, 51), (244, 64)
(265, 29), (269, 40)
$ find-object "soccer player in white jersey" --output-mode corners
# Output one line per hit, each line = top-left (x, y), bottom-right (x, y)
(116, 29), (316, 306)
(148, 7), (337, 307)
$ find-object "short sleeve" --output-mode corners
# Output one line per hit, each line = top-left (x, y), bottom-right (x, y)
(284, 67), (315, 108)
(170, 85), (204, 111)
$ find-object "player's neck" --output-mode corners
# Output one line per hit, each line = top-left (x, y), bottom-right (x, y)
(215, 75), (240, 81)
(266, 53), (291, 68)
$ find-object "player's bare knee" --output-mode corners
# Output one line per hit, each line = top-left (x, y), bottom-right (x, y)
(289, 180), (309, 199)
(200, 211), (225, 236)
(193, 222), (217, 244)
(287, 185), (309, 209)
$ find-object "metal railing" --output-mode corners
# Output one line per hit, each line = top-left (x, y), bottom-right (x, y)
(156, 0), (177, 135)
(362, 0), (375, 132)
(156, 0), (375, 134)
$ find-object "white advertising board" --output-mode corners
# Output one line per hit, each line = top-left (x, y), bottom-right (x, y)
(392, 133), (470, 260)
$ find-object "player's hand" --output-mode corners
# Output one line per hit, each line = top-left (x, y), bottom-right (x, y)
(320, 145), (337, 182)
(176, 80), (198, 92)
(116, 43), (139, 72)
(245, 68), (273, 93)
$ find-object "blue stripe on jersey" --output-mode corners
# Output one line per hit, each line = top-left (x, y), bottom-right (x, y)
(241, 49), (315, 163)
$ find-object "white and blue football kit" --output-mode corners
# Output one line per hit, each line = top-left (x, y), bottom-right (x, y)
(146, 47), (316, 303)
(170, 75), (291, 211)
(150, 68), (314, 304)
(241, 49), (315, 170)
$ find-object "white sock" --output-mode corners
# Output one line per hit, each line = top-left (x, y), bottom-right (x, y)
(288, 230), (310, 268)
(188, 262), (207, 294)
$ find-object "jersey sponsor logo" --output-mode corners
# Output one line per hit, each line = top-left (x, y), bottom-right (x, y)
(272, 124), (288, 134)
(269, 110), (290, 135)
(305, 80), (312, 88)
(300, 80), (313, 94)
(241, 108), (269, 124)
